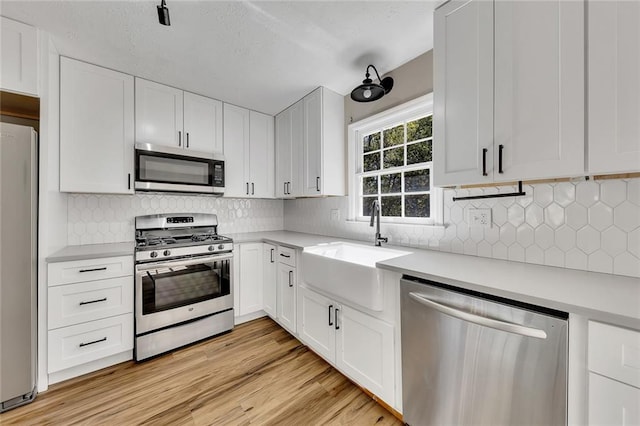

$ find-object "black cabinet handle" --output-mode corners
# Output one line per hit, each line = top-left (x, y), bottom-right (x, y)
(498, 144), (504, 174)
(288, 270), (293, 287)
(283, 182), (287, 195)
(482, 148), (488, 176)
(79, 267), (107, 273)
(246, 182), (249, 195)
(328, 304), (334, 326)
(127, 173), (131, 190)
(186, 132), (190, 148)
(270, 248), (274, 263)
(280, 253), (291, 258)
(79, 337), (107, 348)
(79, 297), (107, 306)
(287, 182), (291, 195)
(251, 182), (254, 195)
(178, 131), (182, 147)
(316, 177), (320, 192)
(335, 308), (340, 330)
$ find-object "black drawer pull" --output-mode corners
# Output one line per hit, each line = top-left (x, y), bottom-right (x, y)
(79, 267), (107, 273)
(280, 253), (291, 258)
(79, 337), (107, 348)
(79, 297), (107, 306)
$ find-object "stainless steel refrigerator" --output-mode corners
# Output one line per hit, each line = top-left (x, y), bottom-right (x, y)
(0, 122), (38, 412)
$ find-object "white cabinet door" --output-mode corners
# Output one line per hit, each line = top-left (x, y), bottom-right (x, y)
(303, 88), (323, 196)
(299, 286), (335, 362)
(493, 0), (584, 181)
(183, 91), (223, 155)
(135, 78), (183, 149)
(275, 107), (292, 198)
(589, 373), (640, 426)
(60, 57), (134, 194)
(588, 1), (640, 174)
(335, 304), (395, 405)
(289, 101), (304, 197)
(223, 103), (250, 197)
(238, 243), (264, 316)
(433, 0), (494, 187)
(0, 17), (38, 96)
(277, 263), (296, 334)
(249, 111), (275, 198)
(263, 244), (277, 319)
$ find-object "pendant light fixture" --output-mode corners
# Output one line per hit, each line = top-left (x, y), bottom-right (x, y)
(350, 64), (394, 102)
(157, 0), (171, 26)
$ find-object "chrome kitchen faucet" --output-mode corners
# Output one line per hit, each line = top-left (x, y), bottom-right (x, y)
(369, 200), (388, 247)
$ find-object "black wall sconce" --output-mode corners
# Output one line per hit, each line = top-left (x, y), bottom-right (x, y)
(350, 64), (394, 102)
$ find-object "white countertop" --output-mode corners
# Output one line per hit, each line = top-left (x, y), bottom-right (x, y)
(46, 242), (135, 263)
(46, 231), (640, 327)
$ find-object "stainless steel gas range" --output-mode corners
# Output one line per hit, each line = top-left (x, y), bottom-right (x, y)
(134, 213), (234, 361)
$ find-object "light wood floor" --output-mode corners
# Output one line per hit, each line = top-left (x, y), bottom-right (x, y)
(1, 317), (401, 425)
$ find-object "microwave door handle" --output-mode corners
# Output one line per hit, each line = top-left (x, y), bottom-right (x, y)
(408, 292), (548, 339)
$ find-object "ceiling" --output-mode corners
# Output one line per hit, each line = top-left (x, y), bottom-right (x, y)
(0, 1), (435, 115)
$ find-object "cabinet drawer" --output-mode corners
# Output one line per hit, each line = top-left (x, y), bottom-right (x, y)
(588, 321), (640, 388)
(48, 277), (134, 330)
(278, 246), (297, 267)
(48, 256), (133, 286)
(48, 313), (133, 373)
(589, 372), (640, 425)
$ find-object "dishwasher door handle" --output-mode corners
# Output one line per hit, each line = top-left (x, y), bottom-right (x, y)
(408, 292), (548, 339)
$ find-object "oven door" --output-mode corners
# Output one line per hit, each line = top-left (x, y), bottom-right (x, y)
(134, 143), (224, 194)
(135, 253), (233, 335)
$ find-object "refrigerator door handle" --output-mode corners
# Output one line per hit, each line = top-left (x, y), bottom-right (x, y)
(408, 292), (547, 339)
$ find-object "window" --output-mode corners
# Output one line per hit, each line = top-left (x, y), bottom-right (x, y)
(348, 94), (442, 224)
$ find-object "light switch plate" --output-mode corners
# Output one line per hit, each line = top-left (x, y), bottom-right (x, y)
(468, 208), (492, 228)
(330, 209), (340, 221)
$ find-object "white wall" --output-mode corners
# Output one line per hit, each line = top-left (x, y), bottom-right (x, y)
(284, 179), (640, 278)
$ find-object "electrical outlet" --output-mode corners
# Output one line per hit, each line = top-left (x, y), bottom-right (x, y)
(468, 208), (492, 228)
(330, 209), (340, 221)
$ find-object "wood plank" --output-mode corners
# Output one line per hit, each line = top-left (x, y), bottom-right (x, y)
(0, 317), (400, 425)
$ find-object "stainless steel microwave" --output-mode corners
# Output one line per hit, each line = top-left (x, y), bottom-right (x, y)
(134, 143), (224, 195)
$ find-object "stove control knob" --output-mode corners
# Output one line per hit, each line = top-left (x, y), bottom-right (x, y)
(163, 250), (171, 256)
(208, 245), (215, 252)
(150, 251), (158, 258)
(218, 244), (224, 250)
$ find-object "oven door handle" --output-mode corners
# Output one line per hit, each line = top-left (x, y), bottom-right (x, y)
(136, 253), (234, 272)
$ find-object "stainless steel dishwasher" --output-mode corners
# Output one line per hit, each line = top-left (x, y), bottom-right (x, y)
(401, 276), (568, 426)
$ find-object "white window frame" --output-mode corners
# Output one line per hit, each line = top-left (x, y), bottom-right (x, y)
(347, 93), (443, 225)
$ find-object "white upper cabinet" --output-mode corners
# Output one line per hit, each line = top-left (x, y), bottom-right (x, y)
(223, 103), (275, 198)
(0, 17), (38, 96)
(433, 0), (494, 186)
(275, 100), (303, 198)
(135, 78), (222, 155)
(434, 0), (584, 186)
(183, 91), (223, 154)
(275, 87), (345, 198)
(588, 1), (640, 174)
(60, 57), (134, 194)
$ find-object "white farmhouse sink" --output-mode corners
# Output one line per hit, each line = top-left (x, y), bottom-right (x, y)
(302, 242), (411, 311)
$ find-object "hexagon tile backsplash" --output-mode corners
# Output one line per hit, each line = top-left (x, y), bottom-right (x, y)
(283, 178), (640, 278)
(67, 194), (284, 245)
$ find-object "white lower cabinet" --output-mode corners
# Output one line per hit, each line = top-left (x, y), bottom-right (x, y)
(47, 255), (134, 382)
(236, 243), (264, 317)
(587, 321), (640, 425)
(299, 285), (395, 406)
(277, 262), (297, 333)
(263, 243), (277, 318)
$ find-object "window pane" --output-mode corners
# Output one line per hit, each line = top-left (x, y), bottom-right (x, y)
(404, 169), (430, 192)
(405, 194), (430, 218)
(381, 196), (402, 217)
(383, 147), (404, 169)
(383, 124), (404, 147)
(407, 116), (432, 141)
(362, 176), (378, 195)
(363, 152), (380, 172)
(381, 173), (401, 193)
(362, 196), (377, 217)
(407, 141), (432, 164)
(363, 132), (380, 153)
